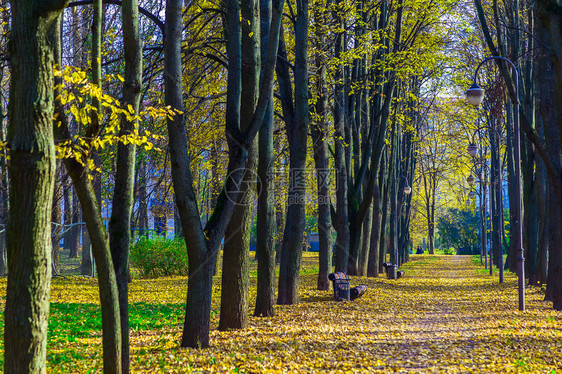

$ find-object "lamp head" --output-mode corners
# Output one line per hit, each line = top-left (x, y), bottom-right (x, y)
(468, 190), (476, 199)
(404, 186), (412, 195)
(466, 174), (475, 186)
(466, 83), (485, 106)
(467, 143), (478, 158)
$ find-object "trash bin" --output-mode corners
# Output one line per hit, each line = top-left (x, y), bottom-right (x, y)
(386, 264), (398, 279)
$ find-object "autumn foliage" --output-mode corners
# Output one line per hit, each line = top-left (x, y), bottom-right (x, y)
(0, 254), (560, 372)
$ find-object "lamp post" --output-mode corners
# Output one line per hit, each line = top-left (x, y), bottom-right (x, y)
(466, 56), (525, 311)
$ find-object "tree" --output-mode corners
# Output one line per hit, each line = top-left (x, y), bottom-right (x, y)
(4, 1), (68, 372)
(437, 208), (479, 251)
(52, 6), (122, 373)
(219, 0), (260, 330)
(254, 0), (276, 317)
(277, 0), (309, 305)
(109, 0), (143, 371)
(164, 0), (285, 347)
(534, 0), (562, 310)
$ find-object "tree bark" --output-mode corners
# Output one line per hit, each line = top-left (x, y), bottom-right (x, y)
(51, 164), (62, 276)
(367, 182), (381, 277)
(277, 0), (309, 305)
(254, 0), (276, 317)
(109, 0), (142, 370)
(311, 0), (332, 290)
(4, 2), (66, 372)
(218, 0), (260, 330)
(333, 1), (350, 272)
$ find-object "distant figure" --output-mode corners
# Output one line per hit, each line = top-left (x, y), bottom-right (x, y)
(416, 246), (424, 254)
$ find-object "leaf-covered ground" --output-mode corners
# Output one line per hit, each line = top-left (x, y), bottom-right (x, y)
(0, 254), (561, 373)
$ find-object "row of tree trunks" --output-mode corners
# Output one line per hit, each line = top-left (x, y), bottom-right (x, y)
(166, 0), (285, 347)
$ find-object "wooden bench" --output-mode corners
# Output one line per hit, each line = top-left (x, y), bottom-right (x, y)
(350, 284), (368, 301)
(328, 272), (368, 301)
(328, 272), (350, 301)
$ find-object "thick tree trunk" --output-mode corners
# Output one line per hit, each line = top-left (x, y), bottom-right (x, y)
(254, 97), (275, 315)
(0, 3), (8, 277)
(535, 0), (562, 310)
(4, 2), (65, 372)
(219, 0), (259, 330)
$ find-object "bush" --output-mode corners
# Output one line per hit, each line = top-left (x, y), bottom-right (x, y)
(443, 247), (455, 255)
(130, 237), (188, 278)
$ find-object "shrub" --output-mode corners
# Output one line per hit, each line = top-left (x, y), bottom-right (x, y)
(130, 237), (188, 278)
(443, 247), (455, 255)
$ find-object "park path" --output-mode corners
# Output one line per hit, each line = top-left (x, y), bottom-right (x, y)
(124, 254), (562, 373)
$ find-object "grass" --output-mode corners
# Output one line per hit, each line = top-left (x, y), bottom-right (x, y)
(0, 252), (560, 373)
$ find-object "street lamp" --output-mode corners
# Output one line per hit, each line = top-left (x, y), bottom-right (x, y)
(402, 176), (412, 195)
(466, 56), (525, 311)
(467, 143), (478, 158)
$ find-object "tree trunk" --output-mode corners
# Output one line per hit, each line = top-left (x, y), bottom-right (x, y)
(254, 0), (276, 317)
(52, 164), (62, 276)
(358, 199), (372, 276)
(4, 2), (66, 372)
(333, 4), (350, 272)
(52, 14), (122, 373)
(168, 0), (284, 346)
(367, 182), (381, 277)
(311, 1), (332, 290)
(109, 0), (142, 370)
(277, 0), (309, 305)
(81, 221), (94, 276)
(219, 0), (260, 330)
(0, 0), (8, 277)
(137, 158), (149, 237)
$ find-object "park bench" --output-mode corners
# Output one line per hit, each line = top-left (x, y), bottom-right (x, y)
(382, 262), (405, 280)
(350, 284), (367, 301)
(328, 272), (368, 301)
